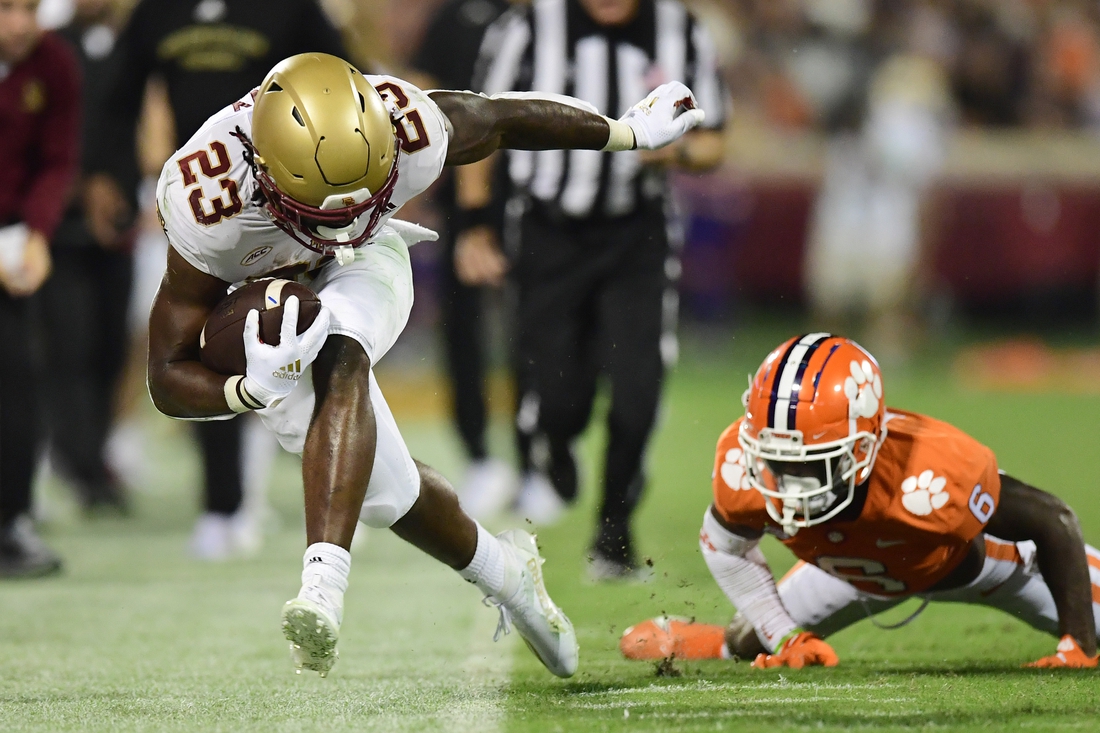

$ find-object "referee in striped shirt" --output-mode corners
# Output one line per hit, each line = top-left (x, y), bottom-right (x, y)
(466, 0), (727, 578)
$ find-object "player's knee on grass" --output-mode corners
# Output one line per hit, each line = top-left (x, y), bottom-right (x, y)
(726, 614), (766, 659)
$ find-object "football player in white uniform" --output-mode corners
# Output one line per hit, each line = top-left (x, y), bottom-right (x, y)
(147, 53), (706, 677)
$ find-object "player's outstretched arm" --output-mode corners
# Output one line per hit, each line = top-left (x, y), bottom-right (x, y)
(984, 475), (1098, 665)
(700, 506), (838, 668)
(431, 81), (706, 166)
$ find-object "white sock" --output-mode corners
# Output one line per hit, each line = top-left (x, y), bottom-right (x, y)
(298, 542), (351, 625)
(458, 522), (507, 598)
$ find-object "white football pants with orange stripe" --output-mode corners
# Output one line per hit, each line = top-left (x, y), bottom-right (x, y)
(762, 536), (1100, 640)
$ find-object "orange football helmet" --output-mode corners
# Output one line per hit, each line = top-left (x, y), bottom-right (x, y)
(738, 334), (886, 534)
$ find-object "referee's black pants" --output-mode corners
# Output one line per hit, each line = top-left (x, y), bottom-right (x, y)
(439, 228), (489, 462)
(514, 204), (668, 560)
(0, 289), (40, 526)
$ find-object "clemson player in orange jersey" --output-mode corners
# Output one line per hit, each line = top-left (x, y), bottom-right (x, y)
(621, 334), (1100, 669)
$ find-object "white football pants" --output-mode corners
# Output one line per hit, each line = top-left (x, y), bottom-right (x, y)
(253, 227), (421, 528)
(774, 536), (1100, 639)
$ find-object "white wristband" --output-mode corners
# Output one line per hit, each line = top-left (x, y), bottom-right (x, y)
(601, 117), (636, 152)
(224, 376), (264, 413)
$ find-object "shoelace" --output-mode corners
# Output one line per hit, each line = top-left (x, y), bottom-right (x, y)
(484, 596), (513, 642)
(484, 589), (569, 643)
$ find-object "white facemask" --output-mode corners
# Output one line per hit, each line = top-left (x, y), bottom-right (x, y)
(778, 474), (838, 535)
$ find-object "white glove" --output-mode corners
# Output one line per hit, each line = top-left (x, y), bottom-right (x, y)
(619, 81), (706, 150)
(240, 296), (331, 409)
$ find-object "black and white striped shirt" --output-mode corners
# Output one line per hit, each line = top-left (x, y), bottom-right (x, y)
(475, 0), (727, 220)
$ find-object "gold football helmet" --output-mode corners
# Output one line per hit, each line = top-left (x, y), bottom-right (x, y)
(243, 53), (400, 255)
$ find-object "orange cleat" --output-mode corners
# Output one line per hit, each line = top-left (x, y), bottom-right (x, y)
(619, 616), (726, 660)
(752, 630), (838, 669)
(1025, 635), (1098, 669)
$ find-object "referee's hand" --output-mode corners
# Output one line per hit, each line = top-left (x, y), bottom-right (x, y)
(455, 225), (508, 287)
(621, 81), (707, 150)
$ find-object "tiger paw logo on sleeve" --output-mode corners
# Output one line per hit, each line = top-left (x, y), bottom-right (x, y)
(720, 448), (751, 491)
(901, 470), (949, 516)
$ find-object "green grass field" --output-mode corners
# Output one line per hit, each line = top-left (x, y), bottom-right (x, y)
(3, 323), (1100, 732)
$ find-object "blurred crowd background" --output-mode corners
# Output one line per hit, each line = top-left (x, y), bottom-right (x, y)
(16, 0), (1100, 559)
(37, 0), (1100, 339)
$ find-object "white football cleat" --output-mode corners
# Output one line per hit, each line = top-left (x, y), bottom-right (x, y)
(488, 529), (578, 678)
(281, 598), (340, 677)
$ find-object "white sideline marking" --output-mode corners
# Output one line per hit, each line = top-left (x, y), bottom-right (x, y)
(574, 696), (913, 710)
(576, 681), (900, 697)
(638, 706), (924, 721)
(436, 601), (514, 732)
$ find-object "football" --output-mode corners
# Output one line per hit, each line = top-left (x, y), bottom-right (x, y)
(200, 279), (322, 376)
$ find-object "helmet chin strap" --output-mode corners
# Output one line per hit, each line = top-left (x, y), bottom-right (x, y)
(315, 217), (367, 266)
(333, 245), (356, 266)
(779, 475), (823, 536)
(780, 504), (799, 536)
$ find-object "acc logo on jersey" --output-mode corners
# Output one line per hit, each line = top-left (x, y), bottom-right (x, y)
(720, 448), (751, 491)
(901, 470), (949, 516)
(241, 246), (273, 266)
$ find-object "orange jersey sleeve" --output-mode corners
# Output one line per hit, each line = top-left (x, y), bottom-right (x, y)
(711, 419), (770, 531)
(876, 409), (1001, 544)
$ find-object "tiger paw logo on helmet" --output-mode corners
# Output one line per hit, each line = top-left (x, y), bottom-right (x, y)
(720, 448), (751, 491)
(844, 359), (882, 420)
(901, 470), (949, 516)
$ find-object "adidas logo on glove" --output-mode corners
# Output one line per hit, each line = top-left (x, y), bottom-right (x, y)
(272, 359), (303, 381)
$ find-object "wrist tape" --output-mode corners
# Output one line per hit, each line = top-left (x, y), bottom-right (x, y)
(775, 628), (807, 651)
(602, 117), (636, 152)
(224, 375), (265, 413)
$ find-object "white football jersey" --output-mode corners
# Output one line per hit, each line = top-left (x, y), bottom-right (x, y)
(156, 75), (450, 285)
